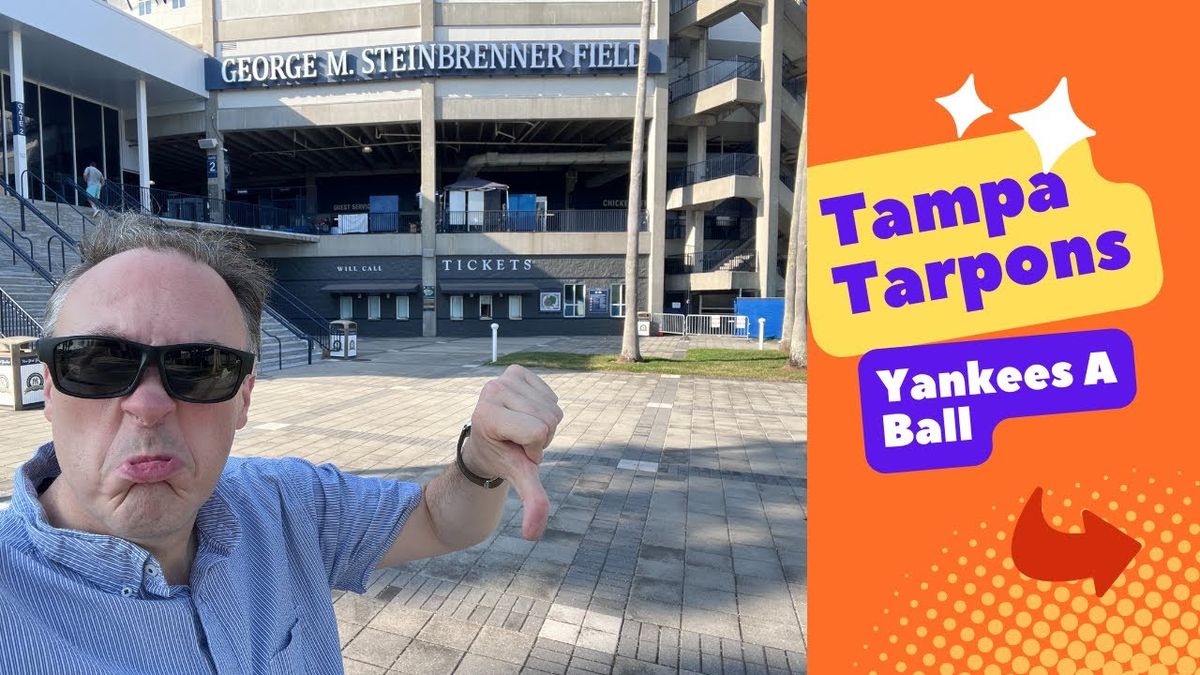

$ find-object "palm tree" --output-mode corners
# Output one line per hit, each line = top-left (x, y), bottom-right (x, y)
(787, 105), (808, 369)
(779, 127), (803, 351)
(618, 0), (653, 363)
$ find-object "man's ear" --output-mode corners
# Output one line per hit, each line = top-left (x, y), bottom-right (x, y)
(234, 374), (255, 430)
(42, 365), (54, 424)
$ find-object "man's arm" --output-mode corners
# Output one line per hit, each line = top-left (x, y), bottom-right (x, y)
(377, 364), (562, 567)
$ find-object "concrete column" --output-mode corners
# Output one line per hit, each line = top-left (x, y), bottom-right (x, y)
(645, 0), (670, 316)
(304, 172), (318, 213)
(684, 30), (709, 257)
(136, 79), (151, 212)
(684, 126), (707, 256)
(8, 31), (28, 198)
(754, 0), (782, 296)
(688, 28), (708, 73)
(200, 0), (217, 56)
(419, 0), (437, 335)
(419, 80), (437, 337)
(205, 94), (225, 223)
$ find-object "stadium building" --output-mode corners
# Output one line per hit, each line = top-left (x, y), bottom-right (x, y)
(1, 0), (805, 349)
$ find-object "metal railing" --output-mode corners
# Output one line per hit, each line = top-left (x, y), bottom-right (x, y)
(100, 184), (314, 234)
(652, 312), (751, 338)
(0, 288), (43, 338)
(685, 313), (751, 338)
(780, 163), (797, 191)
(268, 283), (332, 352)
(264, 307), (314, 365)
(784, 75), (807, 101)
(665, 248), (757, 274)
(668, 58), (761, 102)
(437, 209), (647, 233)
(0, 214), (62, 282)
(260, 326), (283, 372)
(0, 177), (80, 250)
(667, 153), (759, 189)
(656, 313), (687, 335)
(27, 172), (99, 240)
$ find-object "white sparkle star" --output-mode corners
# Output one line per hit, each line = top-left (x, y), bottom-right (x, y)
(935, 74), (992, 138)
(1009, 77), (1095, 173)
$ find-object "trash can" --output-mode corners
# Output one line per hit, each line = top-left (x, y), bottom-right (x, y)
(636, 311), (652, 338)
(0, 337), (45, 410)
(329, 320), (357, 359)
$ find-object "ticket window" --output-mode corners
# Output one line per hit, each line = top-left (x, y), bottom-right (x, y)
(479, 295), (493, 320)
(509, 295), (523, 320)
(339, 296), (353, 319)
(450, 295), (464, 320)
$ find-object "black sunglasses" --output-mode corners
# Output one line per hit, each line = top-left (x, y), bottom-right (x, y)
(36, 335), (255, 404)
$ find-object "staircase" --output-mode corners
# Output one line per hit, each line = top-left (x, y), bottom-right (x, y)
(0, 192), (312, 373)
(258, 311), (314, 373)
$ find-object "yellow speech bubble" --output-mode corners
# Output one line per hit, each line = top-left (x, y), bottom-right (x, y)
(808, 131), (1162, 357)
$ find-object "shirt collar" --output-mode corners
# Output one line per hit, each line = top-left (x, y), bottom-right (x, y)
(11, 442), (242, 596)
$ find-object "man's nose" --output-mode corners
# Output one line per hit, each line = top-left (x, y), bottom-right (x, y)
(119, 366), (176, 426)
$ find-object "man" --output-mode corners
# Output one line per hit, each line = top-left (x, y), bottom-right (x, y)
(82, 161), (105, 216)
(0, 217), (562, 673)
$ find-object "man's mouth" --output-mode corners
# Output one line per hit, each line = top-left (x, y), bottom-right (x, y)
(118, 455), (183, 483)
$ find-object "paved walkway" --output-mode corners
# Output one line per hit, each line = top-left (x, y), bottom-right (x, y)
(2, 335), (807, 674)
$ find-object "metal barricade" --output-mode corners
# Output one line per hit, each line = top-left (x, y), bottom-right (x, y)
(685, 314), (751, 338)
(654, 313), (687, 335)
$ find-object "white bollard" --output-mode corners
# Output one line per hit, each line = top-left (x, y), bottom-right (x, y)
(758, 317), (766, 350)
(491, 322), (499, 363)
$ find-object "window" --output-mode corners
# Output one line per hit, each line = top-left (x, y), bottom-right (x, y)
(479, 295), (493, 320)
(172, 0), (187, 7)
(610, 284), (626, 318)
(137, 1), (152, 15)
(339, 296), (353, 319)
(395, 295), (409, 320)
(508, 295), (523, 320)
(563, 284), (585, 318)
(450, 295), (464, 320)
(367, 295), (381, 320)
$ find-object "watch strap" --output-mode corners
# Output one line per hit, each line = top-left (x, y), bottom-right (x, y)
(457, 422), (504, 489)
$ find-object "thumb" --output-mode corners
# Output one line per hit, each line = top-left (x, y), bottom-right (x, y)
(505, 457), (549, 540)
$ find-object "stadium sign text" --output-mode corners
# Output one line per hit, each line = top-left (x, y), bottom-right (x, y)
(206, 40), (668, 90)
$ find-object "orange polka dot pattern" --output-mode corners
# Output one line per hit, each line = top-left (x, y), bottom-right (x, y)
(853, 471), (1200, 674)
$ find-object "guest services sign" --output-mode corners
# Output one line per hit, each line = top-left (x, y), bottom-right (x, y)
(205, 40), (668, 90)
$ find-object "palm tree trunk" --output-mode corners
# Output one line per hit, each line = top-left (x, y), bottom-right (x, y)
(787, 105), (808, 369)
(618, 0), (653, 363)
(779, 108), (804, 351)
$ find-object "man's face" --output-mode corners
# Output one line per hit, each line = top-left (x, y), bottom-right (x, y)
(43, 248), (255, 542)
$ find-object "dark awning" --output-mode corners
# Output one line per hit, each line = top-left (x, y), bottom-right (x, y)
(320, 282), (421, 293)
(438, 281), (540, 293)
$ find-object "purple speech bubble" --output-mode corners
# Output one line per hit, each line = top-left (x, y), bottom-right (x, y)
(858, 329), (1136, 474)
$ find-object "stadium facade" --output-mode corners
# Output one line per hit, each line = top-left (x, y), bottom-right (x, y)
(2, 0), (805, 338)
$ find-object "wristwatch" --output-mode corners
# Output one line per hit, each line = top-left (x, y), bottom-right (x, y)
(457, 422), (504, 489)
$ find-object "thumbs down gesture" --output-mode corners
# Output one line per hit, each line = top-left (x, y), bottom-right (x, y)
(463, 364), (562, 540)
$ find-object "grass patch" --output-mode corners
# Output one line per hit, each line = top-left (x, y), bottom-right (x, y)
(493, 347), (807, 382)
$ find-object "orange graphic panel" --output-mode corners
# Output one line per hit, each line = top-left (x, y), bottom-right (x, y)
(809, 2), (1200, 672)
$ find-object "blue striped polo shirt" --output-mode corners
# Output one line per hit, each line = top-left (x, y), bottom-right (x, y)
(0, 442), (423, 674)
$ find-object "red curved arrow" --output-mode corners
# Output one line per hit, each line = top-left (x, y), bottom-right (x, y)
(1011, 487), (1142, 596)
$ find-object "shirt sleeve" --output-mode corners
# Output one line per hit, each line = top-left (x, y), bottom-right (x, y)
(275, 458), (423, 593)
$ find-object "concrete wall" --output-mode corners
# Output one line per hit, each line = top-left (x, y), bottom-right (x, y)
(265, 252), (647, 337)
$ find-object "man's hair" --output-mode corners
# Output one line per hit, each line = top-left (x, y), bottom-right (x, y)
(43, 213), (274, 355)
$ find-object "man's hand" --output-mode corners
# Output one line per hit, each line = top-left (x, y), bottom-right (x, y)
(462, 365), (562, 540)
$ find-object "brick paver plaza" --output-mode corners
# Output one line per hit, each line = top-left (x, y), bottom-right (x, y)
(1, 335), (807, 674)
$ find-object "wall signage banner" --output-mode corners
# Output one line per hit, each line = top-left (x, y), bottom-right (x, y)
(205, 40), (669, 91)
(586, 287), (609, 315)
(539, 292), (561, 313)
(811, 3), (1197, 672)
